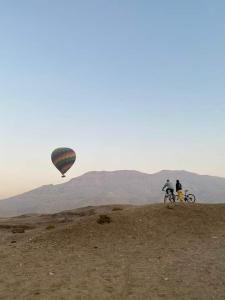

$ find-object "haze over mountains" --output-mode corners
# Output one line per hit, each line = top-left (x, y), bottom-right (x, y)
(0, 170), (225, 217)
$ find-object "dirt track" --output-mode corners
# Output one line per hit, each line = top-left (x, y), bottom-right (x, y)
(0, 203), (225, 299)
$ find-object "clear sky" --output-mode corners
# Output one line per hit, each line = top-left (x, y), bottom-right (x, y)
(1, 0), (225, 198)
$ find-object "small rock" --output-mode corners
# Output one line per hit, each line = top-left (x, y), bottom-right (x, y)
(33, 291), (40, 295)
(49, 272), (54, 276)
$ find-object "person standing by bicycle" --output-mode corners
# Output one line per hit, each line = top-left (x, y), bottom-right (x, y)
(176, 179), (183, 202)
(162, 179), (175, 198)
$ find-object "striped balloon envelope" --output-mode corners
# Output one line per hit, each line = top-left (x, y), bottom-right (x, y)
(51, 147), (76, 177)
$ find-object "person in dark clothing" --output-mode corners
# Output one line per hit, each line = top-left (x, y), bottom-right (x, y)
(176, 180), (183, 202)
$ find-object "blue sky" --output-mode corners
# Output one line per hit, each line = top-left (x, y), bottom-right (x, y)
(1, 0), (225, 198)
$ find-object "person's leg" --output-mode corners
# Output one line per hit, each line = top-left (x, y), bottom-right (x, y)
(171, 189), (175, 201)
(178, 190), (183, 202)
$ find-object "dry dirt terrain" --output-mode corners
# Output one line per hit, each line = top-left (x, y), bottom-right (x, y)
(0, 203), (225, 299)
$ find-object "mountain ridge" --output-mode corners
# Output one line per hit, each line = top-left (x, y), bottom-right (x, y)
(1, 169), (225, 217)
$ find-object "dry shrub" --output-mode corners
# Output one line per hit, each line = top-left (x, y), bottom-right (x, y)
(112, 207), (123, 211)
(0, 224), (11, 229)
(97, 215), (111, 224)
(0, 224), (34, 231)
(46, 224), (55, 230)
(12, 227), (25, 233)
(11, 224), (34, 233)
(74, 209), (96, 217)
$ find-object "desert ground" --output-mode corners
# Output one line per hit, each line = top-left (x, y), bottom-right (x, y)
(0, 203), (225, 299)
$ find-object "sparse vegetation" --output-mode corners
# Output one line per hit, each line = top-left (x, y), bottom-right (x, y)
(97, 214), (111, 224)
(46, 224), (55, 230)
(12, 227), (25, 233)
(112, 207), (123, 211)
(0, 224), (12, 229)
(0, 224), (34, 230)
(74, 209), (96, 217)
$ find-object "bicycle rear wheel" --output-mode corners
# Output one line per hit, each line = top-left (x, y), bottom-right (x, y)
(164, 194), (175, 208)
(186, 194), (196, 203)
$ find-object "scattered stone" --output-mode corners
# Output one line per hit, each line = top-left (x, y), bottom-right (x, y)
(49, 272), (54, 276)
(11, 240), (17, 243)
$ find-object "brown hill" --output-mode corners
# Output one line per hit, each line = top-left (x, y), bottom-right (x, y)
(0, 203), (225, 299)
(2, 170), (225, 217)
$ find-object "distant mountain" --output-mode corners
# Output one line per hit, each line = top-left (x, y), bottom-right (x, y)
(0, 170), (225, 216)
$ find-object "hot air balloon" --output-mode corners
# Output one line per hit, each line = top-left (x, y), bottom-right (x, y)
(51, 147), (76, 178)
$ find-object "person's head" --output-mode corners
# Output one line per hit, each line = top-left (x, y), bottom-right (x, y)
(176, 179), (179, 183)
(166, 179), (170, 182)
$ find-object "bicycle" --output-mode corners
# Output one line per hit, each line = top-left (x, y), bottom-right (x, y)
(164, 189), (196, 207)
(163, 190), (176, 208)
(176, 189), (196, 203)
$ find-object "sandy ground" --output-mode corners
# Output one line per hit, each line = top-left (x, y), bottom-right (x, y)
(0, 203), (225, 299)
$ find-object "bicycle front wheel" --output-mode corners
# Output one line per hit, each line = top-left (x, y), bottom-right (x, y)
(186, 194), (196, 203)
